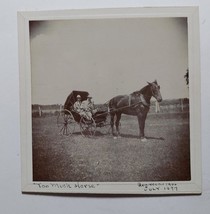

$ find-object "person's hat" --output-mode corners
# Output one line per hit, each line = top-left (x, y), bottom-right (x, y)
(76, 95), (81, 99)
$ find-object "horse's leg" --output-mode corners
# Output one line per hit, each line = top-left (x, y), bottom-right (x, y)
(115, 112), (122, 137)
(137, 114), (147, 142)
(110, 112), (115, 136)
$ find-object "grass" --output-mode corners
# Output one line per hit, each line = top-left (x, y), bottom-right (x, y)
(32, 112), (190, 182)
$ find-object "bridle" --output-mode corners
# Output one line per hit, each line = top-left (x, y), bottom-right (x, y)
(139, 84), (160, 107)
(150, 84), (160, 99)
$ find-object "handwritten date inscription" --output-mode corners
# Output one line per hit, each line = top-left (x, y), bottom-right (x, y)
(138, 182), (178, 192)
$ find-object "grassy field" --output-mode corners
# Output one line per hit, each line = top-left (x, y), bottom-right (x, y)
(32, 112), (190, 182)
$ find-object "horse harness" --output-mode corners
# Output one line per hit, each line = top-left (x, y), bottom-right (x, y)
(128, 93), (150, 108)
(96, 93), (150, 118)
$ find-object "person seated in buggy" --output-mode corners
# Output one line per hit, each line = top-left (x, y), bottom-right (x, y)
(73, 95), (82, 113)
(80, 96), (97, 120)
(73, 95), (97, 120)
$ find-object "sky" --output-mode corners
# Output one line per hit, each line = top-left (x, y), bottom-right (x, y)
(30, 17), (188, 105)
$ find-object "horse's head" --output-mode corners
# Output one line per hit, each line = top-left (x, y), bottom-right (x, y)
(147, 80), (162, 102)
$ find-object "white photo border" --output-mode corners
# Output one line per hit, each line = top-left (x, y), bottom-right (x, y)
(18, 7), (201, 194)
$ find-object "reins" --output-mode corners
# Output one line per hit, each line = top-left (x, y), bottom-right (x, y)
(94, 85), (159, 118)
(93, 99), (147, 118)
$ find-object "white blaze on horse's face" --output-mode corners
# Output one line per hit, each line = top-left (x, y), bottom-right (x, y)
(148, 81), (162, 102)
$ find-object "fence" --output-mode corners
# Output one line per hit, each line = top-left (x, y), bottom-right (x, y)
(32, 99), (189, 117)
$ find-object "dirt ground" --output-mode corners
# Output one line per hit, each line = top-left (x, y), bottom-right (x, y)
(32, 112), (190, 182)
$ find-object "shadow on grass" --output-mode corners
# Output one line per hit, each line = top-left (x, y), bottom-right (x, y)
(70, 131), (165, 141)
(146, 136), (165, 141)
(120, 133), (165, 141)
(71, 131), (109, 137)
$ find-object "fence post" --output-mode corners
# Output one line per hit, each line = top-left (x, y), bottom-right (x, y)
(155, 100), (160, 113)
(38, 106), (42, 117)
(181, 99), (184, 112)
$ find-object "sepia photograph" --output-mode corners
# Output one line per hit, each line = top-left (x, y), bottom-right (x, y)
(18, 7), (201, 194)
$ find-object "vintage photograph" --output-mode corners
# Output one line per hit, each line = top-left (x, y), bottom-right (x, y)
(19, 8), (201, 194)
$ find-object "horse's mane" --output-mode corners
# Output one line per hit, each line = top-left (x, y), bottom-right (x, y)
(131, 85), (149, 96)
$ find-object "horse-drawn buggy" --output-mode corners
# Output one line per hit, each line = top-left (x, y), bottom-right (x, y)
(57, 81), (162, 140)
(57, 90), (110, 137)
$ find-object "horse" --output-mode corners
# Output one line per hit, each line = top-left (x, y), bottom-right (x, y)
(108, 80), (162, 141)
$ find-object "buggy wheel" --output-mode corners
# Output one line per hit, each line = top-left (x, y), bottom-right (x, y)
(80, 117), (96, 137)
(57, 109), (75, 136)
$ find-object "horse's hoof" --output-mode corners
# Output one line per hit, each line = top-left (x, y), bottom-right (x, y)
(141, 138), (147, 142)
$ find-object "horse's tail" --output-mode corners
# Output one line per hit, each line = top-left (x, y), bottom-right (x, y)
(108, 98), (113, 108)
(104, 99), (111, 113)
(108, 98), (116, 115)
